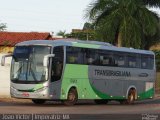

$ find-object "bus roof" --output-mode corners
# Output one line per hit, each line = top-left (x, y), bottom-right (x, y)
(16, 39), (154, 55)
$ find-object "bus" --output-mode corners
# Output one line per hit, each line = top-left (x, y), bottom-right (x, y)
(1, 39), (156, 105)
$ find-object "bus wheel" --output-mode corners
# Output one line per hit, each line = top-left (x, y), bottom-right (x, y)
(127, 89), (136, 104)
(63, 88), (78, 106)
(94, 100), (108, 104)
(32, 99), (46, 104)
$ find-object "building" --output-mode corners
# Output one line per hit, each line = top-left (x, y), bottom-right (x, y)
(0, 32), (59, 53)
(150, 44), (160, 50)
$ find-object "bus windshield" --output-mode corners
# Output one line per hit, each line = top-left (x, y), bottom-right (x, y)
(11, 46), (51, 83)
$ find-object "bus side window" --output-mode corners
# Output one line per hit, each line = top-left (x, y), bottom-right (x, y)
(99, 50), (112, 66)
(100, 56), (112, 66)
(114, 53), (126, 67)
(68, 56), (77, 63)
(66, 47), (85, 64)
(127, 54), (139, 68)
(66, 47), (77, 64)
(85, 49), (99, 65)
(149, 56), (154, 69)
(102, 57), (110, 65)
(77, 48), (85, 64)
(85, 49), (94, 65)
(128, 56), (136, 67)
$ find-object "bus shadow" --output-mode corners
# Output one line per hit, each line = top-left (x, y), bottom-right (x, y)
(0, 98), (160, 107)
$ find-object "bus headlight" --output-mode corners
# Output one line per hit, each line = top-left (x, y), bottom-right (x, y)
(11, 86), (18, 92)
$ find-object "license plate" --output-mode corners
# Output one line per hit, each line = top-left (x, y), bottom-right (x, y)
(22, 92), (29, 97)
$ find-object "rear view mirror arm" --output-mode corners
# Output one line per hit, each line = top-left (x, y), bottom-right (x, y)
(1, 53), (13, 66)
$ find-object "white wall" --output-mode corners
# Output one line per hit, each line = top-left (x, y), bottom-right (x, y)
(0, 54), (12, 97)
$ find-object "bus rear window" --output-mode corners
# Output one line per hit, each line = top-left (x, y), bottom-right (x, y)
(141, 55), (154, 69)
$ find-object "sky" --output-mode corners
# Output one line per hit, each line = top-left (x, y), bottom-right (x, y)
(0, 0), (92, 34)
(0, 0), (160, 34)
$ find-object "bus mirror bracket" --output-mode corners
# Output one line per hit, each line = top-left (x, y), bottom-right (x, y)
(43, 54), (55, 67)
(1, 53), (12, 66)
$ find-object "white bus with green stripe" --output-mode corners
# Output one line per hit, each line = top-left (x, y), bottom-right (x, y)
(1, 39), (156, 105)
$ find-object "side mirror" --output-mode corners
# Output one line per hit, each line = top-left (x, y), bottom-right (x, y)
(43, 54), (55, 67)
(1, 54), (12, 66)
(1, 56), (5, 66)
(43, 54), (55, 80)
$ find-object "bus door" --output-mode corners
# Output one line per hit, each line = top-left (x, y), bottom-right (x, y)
(50, 46), (64, 99)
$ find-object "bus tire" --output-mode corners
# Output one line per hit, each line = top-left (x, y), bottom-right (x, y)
(127, 89), (136, 104)
(94, 100), (108, 104)
(32, 99), (46, 104)
(63, 88), (78, 106)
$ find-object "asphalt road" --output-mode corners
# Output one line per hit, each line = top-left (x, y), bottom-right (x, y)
(0, 98), (160, 120)
(0, 97), (160, 114)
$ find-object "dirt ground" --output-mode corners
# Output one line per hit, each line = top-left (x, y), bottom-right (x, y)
(0, 97), (31, 103)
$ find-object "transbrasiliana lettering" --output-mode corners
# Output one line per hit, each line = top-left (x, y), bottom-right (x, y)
(95, 69), (131, 77)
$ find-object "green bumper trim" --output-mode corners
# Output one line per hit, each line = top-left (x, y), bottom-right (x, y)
(21, 84), (44, 92)
(138, 88), (154, 100)
(33, 84), (44, 91)
(92, 86), (154, 100)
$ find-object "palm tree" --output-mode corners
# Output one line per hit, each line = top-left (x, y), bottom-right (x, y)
(85, 0), (160, 49)
(83, 22), (94, 30)
(0, 22), (6, 31)
(143, 0), (160, 7)
(144, 19), (160, 49)
(56, 30), (66, 38)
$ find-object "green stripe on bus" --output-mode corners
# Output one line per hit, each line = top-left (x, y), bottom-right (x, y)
(61, 64), (97, 99)
(72, 43), (100, 49)
(138, 88), (154, 100)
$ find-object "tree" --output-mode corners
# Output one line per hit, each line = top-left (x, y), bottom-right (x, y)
(56, 30), (66, 38)
(0, 22), (7, 31)
(83, 22), (94, 30)
(143, 0), (160, 7)
(66, 29), (96, 40)
(144, 19), (160, 49)
(85, 0), (160, 49)
(82, 22), (96, 40)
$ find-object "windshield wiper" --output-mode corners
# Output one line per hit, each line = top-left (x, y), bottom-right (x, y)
(13, 63), (23, 79)
(30, 67), (37, 81)
(28, 62), (37, 81)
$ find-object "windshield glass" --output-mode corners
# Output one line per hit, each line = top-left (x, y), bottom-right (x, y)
(11, 46), (51, 83)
